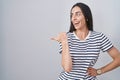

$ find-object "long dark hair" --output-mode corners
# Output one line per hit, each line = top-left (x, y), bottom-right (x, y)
(69, 3), (93, 32)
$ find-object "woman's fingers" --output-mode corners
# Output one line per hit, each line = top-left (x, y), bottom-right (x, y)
(87, 67), (97, 76)
(51, 37), (59, 42)
(51, 37), (56, 40)
(51, 32), (67, 42)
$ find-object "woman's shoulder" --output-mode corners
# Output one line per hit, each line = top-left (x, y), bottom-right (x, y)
(66, 32), (73, 36)
(90, 31), (107, 39)
(66, 32), (73, 34)
(91, 31), (105, 36)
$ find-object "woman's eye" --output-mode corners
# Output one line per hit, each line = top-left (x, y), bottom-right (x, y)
(76, 13), (81, 16)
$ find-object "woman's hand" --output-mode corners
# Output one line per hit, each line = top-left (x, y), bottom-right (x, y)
(87, 67), (98, 76)
(51, 32), (67, 43)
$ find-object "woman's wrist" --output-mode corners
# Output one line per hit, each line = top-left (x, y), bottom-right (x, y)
(61, 40), (68, 44)
(96, 69), (102, 75)
(96, 68), (104, 75)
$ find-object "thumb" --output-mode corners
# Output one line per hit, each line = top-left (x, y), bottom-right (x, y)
(51, 37), (55, 40)
(51, 37), (59, 41)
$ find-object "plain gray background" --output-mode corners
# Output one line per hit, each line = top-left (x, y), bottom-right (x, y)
(1, 0), (120, 80)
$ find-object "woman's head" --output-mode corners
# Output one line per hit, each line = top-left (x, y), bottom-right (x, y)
(69, 3), (93, 32)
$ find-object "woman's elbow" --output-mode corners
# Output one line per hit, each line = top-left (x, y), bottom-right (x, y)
(62, 64), (72, 72)
(61, 61), (72, 72)
(118, 55), (120, 66)
(64, 67), (72, 72)
(115, 55), (120, 66)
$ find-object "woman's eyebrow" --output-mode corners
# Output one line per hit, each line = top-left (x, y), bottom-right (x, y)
(71, 11), (82, 14)
(76, 11), (82, 13)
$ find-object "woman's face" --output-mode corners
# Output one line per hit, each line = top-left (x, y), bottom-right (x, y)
(71, 6), (87, 30)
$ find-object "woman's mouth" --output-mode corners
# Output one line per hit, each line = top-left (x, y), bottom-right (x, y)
(74, 22), (80, 26)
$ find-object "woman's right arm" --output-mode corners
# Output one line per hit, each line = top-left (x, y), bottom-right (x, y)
(51, 32), (72, 72)
(61, 39), (72, 72)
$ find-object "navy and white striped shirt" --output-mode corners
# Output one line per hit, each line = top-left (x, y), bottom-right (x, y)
(58, 31), (113, 80)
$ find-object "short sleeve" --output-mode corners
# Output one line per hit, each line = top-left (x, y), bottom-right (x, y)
(100, 33), (113, 52)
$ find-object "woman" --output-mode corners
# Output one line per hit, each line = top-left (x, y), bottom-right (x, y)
(51, 2), (120, 80)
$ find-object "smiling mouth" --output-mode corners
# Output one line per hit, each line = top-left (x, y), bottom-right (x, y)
(74, 22), (80, 26)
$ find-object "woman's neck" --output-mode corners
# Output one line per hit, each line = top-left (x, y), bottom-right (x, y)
(75, 29), (89, 40)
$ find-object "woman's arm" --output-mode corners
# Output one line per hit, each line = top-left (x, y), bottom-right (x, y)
(51, 32), (72, 72)
(61, 40), (72, 72)
(87, 46), (120, 76)
(99, 46), (120, 74)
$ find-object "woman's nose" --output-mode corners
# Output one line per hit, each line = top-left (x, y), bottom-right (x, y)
(72, 15), (77, 20)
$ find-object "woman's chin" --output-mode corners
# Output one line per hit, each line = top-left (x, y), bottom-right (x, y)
(74, 26), (81, 30)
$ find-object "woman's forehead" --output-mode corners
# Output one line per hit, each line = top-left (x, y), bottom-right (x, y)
(71, 6), (82, 13)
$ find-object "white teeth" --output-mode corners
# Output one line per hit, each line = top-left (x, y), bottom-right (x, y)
(74, 22), (79, 24)
(75, 22), (79, 24)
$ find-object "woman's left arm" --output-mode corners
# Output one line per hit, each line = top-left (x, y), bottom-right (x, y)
(100, 46), (120, 73)
(87, 46), (120, 76)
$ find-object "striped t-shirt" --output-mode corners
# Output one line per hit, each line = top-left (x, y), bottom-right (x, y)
(58, 31), (113, 80)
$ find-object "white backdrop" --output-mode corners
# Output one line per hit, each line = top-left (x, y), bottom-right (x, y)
(1, 0), (120, 80)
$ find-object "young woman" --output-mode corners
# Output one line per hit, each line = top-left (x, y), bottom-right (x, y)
(51, 2), (120, 80)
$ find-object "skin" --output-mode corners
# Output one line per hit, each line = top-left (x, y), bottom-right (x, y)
(51, 32), (72, 72)
(51, 6), (120, 76)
